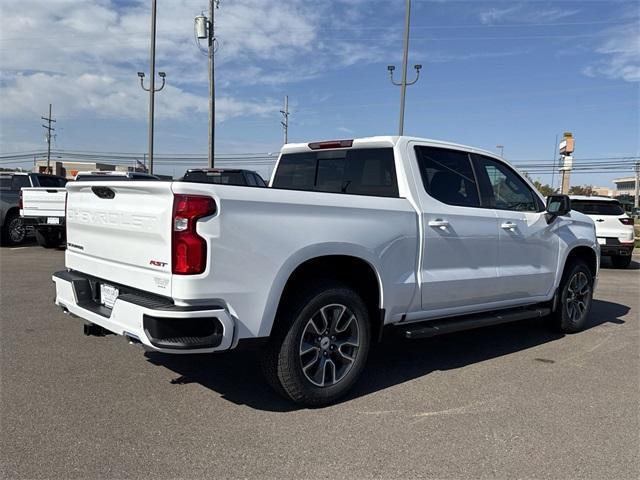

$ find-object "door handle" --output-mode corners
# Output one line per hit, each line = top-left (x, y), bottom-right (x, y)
(501, 222), (517, 230)
(428, 219), (449, 229)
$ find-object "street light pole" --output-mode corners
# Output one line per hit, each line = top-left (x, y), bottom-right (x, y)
(137, 0), (167, 175)
(387, 0), (421, 136)
(398, 0), (411, 136)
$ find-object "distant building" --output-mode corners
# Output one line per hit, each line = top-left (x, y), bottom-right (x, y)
(591, 186), (613, 197)
(613, 177), (637, 197)
(34, 160), (145, 179)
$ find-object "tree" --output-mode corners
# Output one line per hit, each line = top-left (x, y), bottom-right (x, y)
(532, 180), (557, 197)
(568, 185), (594, 196)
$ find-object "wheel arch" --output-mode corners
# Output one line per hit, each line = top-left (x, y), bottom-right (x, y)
(262, 249), (384, 340)
(561, 245), (598, 280)
(2, 206), (20, 226)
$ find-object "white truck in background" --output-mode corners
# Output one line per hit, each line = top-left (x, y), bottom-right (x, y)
(20, 187), (68, 248)
(21, 171), (161, 248)
(53, 136), (599, 406)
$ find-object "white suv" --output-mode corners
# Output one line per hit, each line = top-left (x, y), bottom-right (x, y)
(570, 196), (635, 268)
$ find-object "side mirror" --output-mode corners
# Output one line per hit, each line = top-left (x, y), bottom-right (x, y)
(546, 194), (571, 223)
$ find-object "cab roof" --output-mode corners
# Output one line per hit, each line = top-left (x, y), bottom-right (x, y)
(281, 135), (504, 161)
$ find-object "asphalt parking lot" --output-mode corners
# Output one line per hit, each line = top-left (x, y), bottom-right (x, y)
(1, 245), (638, 479)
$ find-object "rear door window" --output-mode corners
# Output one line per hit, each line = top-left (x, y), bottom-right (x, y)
(272, 148), (398, 197)
(414, 146), (480, 207)
(571, 200), (624, 216)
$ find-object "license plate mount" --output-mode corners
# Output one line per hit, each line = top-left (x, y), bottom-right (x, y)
(100, 283), (119, 309)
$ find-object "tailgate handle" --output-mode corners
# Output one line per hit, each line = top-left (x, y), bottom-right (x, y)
(91, 186), (115, 199)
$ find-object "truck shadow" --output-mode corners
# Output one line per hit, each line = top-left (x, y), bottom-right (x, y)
(144, 299), (628, 412)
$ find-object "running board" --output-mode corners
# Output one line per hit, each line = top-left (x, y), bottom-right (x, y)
(404, 307), (551, 340)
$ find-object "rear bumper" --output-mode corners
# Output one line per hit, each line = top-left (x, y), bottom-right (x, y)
(22, 216), (65, 227)
(52, 270), (235, 354)
(599, 238), (634, 257)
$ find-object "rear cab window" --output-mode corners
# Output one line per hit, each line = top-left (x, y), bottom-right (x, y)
(571, 200), (624, 216)
(183, 171), (248, 186)
(272, 148), (399, 198)
(36, 175), (67, 188)
(11, 175), (31, 190)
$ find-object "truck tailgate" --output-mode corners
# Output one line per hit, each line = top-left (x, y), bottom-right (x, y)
(65, 181), (175, 296)
(21, 188), (66, 217)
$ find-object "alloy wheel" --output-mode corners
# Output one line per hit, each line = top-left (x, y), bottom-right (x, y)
(565, 271), (591, 323)
(299, 303), (360, 387)
(9, 218), (25, 244)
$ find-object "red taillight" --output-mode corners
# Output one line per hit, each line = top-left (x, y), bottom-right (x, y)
(619, 217), (634, 225)
(18, 191), (23, 210)
(172, 194), (216, 275)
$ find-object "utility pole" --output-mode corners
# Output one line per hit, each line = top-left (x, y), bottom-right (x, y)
(137, 0), (166, 175)
(387, 0), (421, 135)
(195, 2), (220, 167)
(634, 161), (640, 208)
(280, 95), (289, 145)
(208, 0), (219, 168)
(41, 104), (56, 173)
(496, 144), (504, 157)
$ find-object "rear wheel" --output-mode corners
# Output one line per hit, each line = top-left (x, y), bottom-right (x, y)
(549, 260), (594, 333)
(1, 212), (26, 246)
(610, 255), (632, 269)
(261, 282), (371, 406)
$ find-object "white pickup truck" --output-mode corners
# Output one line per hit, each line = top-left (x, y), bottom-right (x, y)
(21, 171), (161, 248)
(53, 136), (599, 405)
(20, 187), (68, 247)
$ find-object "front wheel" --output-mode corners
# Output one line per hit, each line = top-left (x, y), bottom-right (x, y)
(261, 282), (371, 406)
(549, 260), (594, 333)
(610, 255), (632, 269)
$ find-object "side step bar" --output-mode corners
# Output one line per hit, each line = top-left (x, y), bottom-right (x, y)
(404, 306), (551, 340)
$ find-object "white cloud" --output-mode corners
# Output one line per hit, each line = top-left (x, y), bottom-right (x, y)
(584, 23), (640, 82)
(478, 4), (579, 25)
(0, 0), (381, 131)
(479, 5), (523, 25)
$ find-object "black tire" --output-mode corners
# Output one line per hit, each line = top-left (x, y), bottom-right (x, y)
(610, 255), (632, 269)
(1, 212), (26, 246)
(261, 281), (371, 406)
(549, 259), (594, 333)
(35, 229), (62, 248)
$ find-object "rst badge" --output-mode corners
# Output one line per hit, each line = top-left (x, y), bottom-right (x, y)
(149, 260), (168, 268)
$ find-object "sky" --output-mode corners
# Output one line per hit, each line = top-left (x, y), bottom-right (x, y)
(0, 0), (638, 186)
